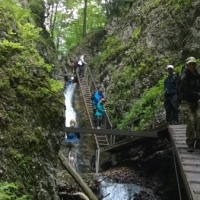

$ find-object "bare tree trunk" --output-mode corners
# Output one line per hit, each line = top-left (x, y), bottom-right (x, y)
(50, 1), (59, 39)
(83, 0), (87, 37)
(58, 150), (98, 200)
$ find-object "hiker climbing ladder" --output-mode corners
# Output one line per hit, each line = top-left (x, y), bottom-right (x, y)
(76, 72), (109, 149)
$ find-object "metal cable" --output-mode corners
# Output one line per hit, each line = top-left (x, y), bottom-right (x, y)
(172, 148), (182, 200)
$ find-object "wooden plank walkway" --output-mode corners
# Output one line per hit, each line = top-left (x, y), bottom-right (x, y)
(169, 125), (200, 200)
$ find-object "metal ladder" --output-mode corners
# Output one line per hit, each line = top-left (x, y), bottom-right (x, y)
(77, 73), (110, 149)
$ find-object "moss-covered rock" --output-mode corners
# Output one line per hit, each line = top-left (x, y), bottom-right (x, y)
(0, 1), (64, 199)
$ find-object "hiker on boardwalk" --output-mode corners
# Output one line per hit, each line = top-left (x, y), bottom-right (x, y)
(78, 53), (87, 77)
(95, 98), (106, 129)
(65, 119), (80, 165)
(91, 86), (105, 125)
(180, 57), (200, 152)
(164, 65), (179, 125)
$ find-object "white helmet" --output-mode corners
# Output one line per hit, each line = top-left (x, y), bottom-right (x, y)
(71, 77), (74, 80)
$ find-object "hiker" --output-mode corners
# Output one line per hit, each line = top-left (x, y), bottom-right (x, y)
(164, 65), (179, 125)
(92, 86), (105, 125)
(78, 53), (87, 77)
(95, 98), (106, 129)
(180, 56), (200, 152)
(65, 119), (80, 165)
(72, 60), (78, 74)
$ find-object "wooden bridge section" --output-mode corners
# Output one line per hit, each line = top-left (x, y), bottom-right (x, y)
(169, 125), (200, 200)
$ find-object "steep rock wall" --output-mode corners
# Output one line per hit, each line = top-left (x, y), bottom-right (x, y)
(0, 2), (64, 199)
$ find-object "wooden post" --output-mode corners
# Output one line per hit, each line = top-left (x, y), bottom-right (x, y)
(95, 148), (100, 174)
(58, 151), (98, 200)
(110, 135), (113, 145)
(152, 112), (156, 129)
(131, 122), (134, 131)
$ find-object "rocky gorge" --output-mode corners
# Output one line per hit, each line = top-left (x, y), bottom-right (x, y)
(1, 0), (200, 199)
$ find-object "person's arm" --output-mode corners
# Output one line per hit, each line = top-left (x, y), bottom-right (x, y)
(180, 75), (200, 99)
(80, 55), (87, 65)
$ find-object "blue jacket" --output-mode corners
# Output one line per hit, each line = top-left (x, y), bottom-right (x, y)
(95, 101), (105, 116)
(164, 73), (178, 96)
(92, 91), (105, 105)
(65, 132), (80, 143)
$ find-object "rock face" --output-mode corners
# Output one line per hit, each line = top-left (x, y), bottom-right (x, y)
(0, 2), (64, 199)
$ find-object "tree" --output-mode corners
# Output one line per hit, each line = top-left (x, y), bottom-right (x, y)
(83, 0), (88, 37)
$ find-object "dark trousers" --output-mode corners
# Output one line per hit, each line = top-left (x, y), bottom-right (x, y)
(96, 116), (102, 127)
(165, 95), (179, 124)
(93, 105), (97, 125)
(78, 64), (85, 76)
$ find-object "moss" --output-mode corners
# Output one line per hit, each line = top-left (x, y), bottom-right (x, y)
(0, 1), (63, 199)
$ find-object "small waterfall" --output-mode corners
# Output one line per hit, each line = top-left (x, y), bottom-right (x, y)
(64, 84), (77, 127)
(99, 177), (158, 200)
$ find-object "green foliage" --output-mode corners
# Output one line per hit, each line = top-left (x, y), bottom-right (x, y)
(132, 27), (141, 40)
(98, 36), (129, 62)
(51, 0), (106, 53)
(118, 77), (165, 130)
(0, 182), (27, 200)
(167, 0), (193, 9)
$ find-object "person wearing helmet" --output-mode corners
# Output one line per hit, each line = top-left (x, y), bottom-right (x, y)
(65, 119), (80, 166)
(180, 57), (200, 152)
(164, 65), (179, 125)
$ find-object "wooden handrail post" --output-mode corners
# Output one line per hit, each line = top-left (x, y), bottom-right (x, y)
(152, 112), (156, 129)
(131, 122), (134, 131)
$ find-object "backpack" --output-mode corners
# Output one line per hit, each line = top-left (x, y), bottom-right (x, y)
(67, 132), (75, 139)
(91, 92), (95, 101)
(73, 60), (78, 67)
(176, 66), (186, 104)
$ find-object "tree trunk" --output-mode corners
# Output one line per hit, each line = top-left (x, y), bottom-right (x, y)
(83, 0), (87, 37)
(58, 150), (98, 200)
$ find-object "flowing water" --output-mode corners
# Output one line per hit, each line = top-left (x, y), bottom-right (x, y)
(63, 83), (157, 199)
(99, 177), (157, 200)
(64, 83), (77, 127)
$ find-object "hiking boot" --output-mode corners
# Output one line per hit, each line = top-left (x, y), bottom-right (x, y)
(173, 121), (179, 125)
(187, 145), (194, 152)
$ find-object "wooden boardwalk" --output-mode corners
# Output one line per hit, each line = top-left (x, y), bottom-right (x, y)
(169, 125), (200, 200)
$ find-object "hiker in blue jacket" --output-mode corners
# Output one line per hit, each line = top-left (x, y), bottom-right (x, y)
(65, 119), (80, 166)
(92, 86), (105, 125)
(164, 65), (179, 125)
(95, 98), (106, 129)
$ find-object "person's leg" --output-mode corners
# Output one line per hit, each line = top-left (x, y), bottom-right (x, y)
(96, 116), (101, 129)
(69, 143), (77, 166)
(99, 116), (102, 128)
(195, 104), (200, 148)
(172, 104), (179, 125)
(93, 105), (97, 126)
(181, 101), (196, 152)
(165, 99), (172, 124)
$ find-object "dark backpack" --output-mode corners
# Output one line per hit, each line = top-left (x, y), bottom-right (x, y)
(176, 66), (186, 104)
(73, 60), (78, 67)
(67, 132), (75, 139)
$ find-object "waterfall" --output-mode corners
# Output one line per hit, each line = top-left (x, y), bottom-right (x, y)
(64, 83), (77, 127)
